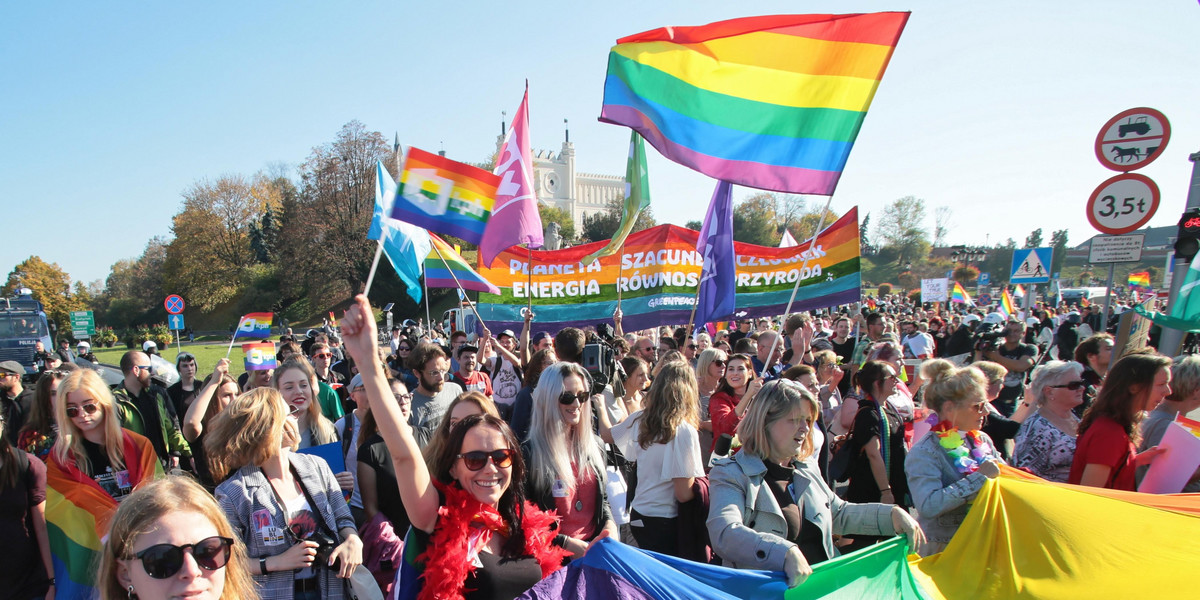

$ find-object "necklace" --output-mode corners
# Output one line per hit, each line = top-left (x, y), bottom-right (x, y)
(932, 421), (992, 475)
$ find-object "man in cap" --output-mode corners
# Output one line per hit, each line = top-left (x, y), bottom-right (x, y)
(0, 361), (33, 443)
(450, 342), (492, 398)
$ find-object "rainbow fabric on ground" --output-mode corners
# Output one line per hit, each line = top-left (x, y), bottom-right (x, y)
(599, 13), (909, 195)
(45, 432), (162, 600)
(425, 233), (499, 295)
(950, 282), (972, 305)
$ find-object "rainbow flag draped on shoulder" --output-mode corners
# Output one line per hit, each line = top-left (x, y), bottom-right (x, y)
(599, 13), (909, 195)
(45, 431), (162, 600)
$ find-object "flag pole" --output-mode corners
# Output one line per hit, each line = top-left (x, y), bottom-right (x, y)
(433, 243), (489, 331)
(761, 195), (834, 379)
(224, 316), (246, 359)
(526, 245), (534, 318)
(685, 286), (703, 336)
(423, 276), (432, 339)
(363, 239), (385, 297)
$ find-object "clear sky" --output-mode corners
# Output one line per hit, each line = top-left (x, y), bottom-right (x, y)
(3, 1), (1198, 287)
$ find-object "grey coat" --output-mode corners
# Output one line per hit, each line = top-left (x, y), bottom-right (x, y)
(707, 450), (896, 571)
(904, 430), (1002, 554)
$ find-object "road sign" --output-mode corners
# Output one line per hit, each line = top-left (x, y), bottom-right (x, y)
(70, 310), (95, 337)
(977, 293), (993, 306)
(1086, 173), (1160, 235)
(168, 314), (186, 331)
(164, 294), (185, 315)
(1011, 248), (1053, 284)
(1088, 234), (1145, 264)
(1094, 107), (1170, 172)
(978, 273), (991, 286)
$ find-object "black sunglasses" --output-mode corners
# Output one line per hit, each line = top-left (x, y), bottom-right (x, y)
(558, 391), (590, 405)
(66, 403), (100, 418)
(133, 536), (234, 579)
(1050, 380), (1086, 391)
(457, 449), (517, 471)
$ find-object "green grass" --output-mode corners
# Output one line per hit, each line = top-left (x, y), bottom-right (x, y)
(90, 342), (249, 380)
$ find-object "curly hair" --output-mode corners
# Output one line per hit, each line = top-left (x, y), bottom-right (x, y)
(637, 361), (699, 448)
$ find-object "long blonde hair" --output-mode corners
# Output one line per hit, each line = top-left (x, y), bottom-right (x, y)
(53, 369), (125, 475)
(98, 475), (259, 600)
(204, 388), (292, 482)
(638, 361), (699, 448)
(271, 357), (337, 446)
(526, 362), (607, 494)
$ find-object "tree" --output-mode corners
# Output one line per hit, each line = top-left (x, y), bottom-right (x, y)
(982, 238), (1018, 285)
(876, 196), (930, 266)
(580, 196), (656, 243)
(2, 256), (80, 335)
(732, 192), (779, 246)
(860, 213), (871, 253)
(953, 265), (980, 286)
(685, 220), (702, 231)
(98, 237), (171, 328)
(1050, 229), (1069, 274)
(787, 206), (840, 243)
(1024, 228), (1044, 249)
(933, 206), (954, 247)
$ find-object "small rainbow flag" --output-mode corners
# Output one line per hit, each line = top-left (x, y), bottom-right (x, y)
(999, 289), (1015, 318)
(1128, 271), (1152, 290)
(1014, 284), (1026, 297)
(391, 147), (501, 245)
(599, 13), (910, 195)
(242, 342), (277, 371)
(236, 312), (273, 339)
(426, 233), (500, 295)
(46, 431), (162, 600)
(951, 282), (974, 305)
(1080, 296), (1090, 308)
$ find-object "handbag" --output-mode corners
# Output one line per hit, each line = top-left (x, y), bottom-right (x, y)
(290, 463), (385, 600)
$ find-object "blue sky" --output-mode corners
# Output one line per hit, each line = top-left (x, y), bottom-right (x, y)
(3, 1), (1198, 286)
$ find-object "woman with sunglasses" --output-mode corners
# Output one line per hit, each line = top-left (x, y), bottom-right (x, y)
(694, 348), (727, 464)
(905, 360), (1003, 555)
(207, 387), (362, 599)
(98, 475), (257, 600)
(46, 369), (163, 594)
(182, 359), (239, 489)
(422, 391), (499, 471)
(1069, 352), (1171, 490)
(336, 295), (569, 600)
(509, 348), (557, 443)
(709, 353), (763, 454)
(1012, 361), (1085, 483)
(607, 361), (705, 557)
(708, 380), (923, 587)
(18, 368), (70, 460)
(524, 362), (618, 558)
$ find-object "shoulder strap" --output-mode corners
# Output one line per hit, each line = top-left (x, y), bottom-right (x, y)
(341, 412), (356, 459)
(288, 461), (339, 539)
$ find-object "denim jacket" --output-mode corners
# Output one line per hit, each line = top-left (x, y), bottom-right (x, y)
(707, 450), (895, 571)
(904, 430), (1002, 553)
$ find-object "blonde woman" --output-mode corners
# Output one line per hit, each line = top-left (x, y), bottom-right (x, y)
(98, 476), (258, 600)
(524, 362), (619, 557)
(271, 358), (339, 449)
(46, 369), (163, 596)
(708, 380), (922, 586)
(207, 387), (361, 599)
(608, 361), (705, 557)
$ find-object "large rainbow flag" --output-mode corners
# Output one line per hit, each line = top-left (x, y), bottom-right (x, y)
(390, 147), (501, 244)
(477, 208), (861, 333)
(426, 233), (500, 295)
(599, 13), (910, 195)
(45, 431), (163, 600)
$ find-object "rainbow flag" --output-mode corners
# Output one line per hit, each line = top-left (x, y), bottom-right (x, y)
(1013, 284), (1026, 297)
(426, 233), (500, 295)
(391, 146), (501, 245)
(950, 282), (973, 305)
(1080, 296), (1090, 308)
(242, 342), (277, 371)
(1128, 271), (1152, 290)
(998, 289), (1015, 318)
(46, 431), (162, 600)
(599, 13), (910, 195)
(235, 312), (273, 339)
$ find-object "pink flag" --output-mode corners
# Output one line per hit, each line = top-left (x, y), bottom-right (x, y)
(479, 85), (544, 267)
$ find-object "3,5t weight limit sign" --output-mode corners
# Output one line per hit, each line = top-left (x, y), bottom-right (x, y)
(1086, 173), (1160, 235)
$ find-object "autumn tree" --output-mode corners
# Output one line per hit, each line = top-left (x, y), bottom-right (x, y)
(99, 237), (170, 328)
(876, 196), (930, 266)
(733, 192), (779, 246)
(786, 206), (841, 243)
(580, 196), (656, 243)
(2, 256), (86, 335)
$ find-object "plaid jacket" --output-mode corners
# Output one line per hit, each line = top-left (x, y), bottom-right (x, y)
(216, 452), (356, 599)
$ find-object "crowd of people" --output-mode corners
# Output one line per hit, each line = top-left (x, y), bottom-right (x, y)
(0, 290), (1193, 600)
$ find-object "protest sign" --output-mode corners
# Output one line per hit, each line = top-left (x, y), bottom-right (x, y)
(1138, 416), (1200, 494)
(475, 208), (861, 333)
(921, 278), (949, 302)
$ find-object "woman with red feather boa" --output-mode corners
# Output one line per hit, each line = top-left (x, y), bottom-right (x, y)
(337, 294), (570, 600)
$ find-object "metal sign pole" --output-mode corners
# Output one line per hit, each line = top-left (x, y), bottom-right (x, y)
(1100, 263), (1116, 332)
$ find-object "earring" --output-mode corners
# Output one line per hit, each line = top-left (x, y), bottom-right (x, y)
(127, 585), (137, 600)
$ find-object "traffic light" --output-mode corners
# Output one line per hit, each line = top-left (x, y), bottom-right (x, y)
(1175, 208), (1200, 262)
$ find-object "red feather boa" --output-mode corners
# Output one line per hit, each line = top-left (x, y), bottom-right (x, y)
(416, 480), (570, 600)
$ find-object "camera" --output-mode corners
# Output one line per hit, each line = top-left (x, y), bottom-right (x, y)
(581, 339), (619, 396)
(972, 322), (1005, 353)
(311, 531), (341, 571)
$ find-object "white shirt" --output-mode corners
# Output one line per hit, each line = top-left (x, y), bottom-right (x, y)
(611, 412), (705, 519)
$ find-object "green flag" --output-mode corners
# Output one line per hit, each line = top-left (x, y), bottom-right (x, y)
(582, 130), (651, 265)
(1133, 259), (1200, 332)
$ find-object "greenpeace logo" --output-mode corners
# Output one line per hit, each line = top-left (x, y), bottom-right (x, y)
(647, 297), (696, 308)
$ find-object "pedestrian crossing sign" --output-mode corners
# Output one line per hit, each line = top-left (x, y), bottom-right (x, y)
(1011, 248), (1053, 284)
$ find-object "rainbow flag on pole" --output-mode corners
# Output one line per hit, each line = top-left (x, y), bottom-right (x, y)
(599, 12), (910, 195)
(236, 312), (273, 339)
(998, 289), (1015, 318)
(1128, 271), (1152, 290)
(391, 147), (501, 244)
(1014, 284), (1027, 297)
(426, 233), (500, 295)
(951, 282), (973, 305)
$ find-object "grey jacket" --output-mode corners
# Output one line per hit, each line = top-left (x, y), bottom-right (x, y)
(904, 430), (1002, 552)
(707, 450), (895, 571)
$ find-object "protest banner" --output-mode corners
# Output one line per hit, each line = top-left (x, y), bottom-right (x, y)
(475, 208), (861, 333)
(921, 278), (948, 303)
